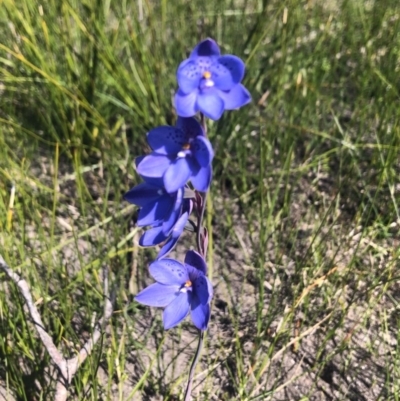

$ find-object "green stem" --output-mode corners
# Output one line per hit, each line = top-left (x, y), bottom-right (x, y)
(183, 330), (205, 401)
(196, 193), (207, 257)
(185, 113), (209, 400)
(195, 113), (208, 258)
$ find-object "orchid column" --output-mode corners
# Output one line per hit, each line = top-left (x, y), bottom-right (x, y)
(124, 38), (251, 400)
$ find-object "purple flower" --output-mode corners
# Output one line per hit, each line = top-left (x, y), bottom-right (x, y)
(135, 251), (213, 330)
(124, 175), (184, 236)
(174, 38), (251, 120)
(140, 198), (193, 259)
(137, 117), (214, 193)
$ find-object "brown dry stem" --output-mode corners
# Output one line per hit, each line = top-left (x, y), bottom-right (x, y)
(0, 254), (114, 401)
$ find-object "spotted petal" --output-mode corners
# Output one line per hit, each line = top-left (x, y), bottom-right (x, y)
(163, 291), (190, 329)
(177, 59), (202, 94)
(192, 136), (214, 168)
(149, 259), (188, 285)
(194, 275), (213, 305)
(135, 283), (178, 307)
(184, 250), (207, 275)
(176, 117), (204, 139)
(147, 126), (185, 154)
(211, 55), (245, 90)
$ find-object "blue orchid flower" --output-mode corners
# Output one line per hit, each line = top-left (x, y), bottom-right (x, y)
(174, 38), (251, 120)
(135, 251), (213, 330)
(139, 198), (193, 259)
(136, 117), (214, 193)
(124, 175), (184, 236)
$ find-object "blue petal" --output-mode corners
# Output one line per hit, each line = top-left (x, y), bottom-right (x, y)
(140, 176), (164, 187)
(190, 38), (220, 58)
(170, 209), (190, 239)
(135, 155), (145, 167)
(193, 275), (213, 305)
(157, 236), (177, 259)
(149, 259), (188, 285)
(137, 203), (159, 226)
(219, 84), (251, 110)
(161, 188), (183, 235)
(163, 291), (190, 329)
(177, 59), (202, 94)
(137, 194), (174, 227)
(135, 283), (178, 307)
(124, 183), (161, 207)
(211, 55), (245, 90)
(139, 226), (167, 246)
(184, 250), (207, 275)
(176, 117), (204, 139)
(197, 91), (224, 120)
(174, 89), (198, 117)
(190, 296), (210, 330)
(135, 158), (165, 186)
(136, 153), (171, 178)
(192, 136), (214, 168)
(158, 210), (190, 259)
(164, 157), (195, 193)
(190, 164), (212, 192)
(147, 126), (186, 155)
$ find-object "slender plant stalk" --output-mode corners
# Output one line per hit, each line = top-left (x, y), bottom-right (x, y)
(183, 330), (205, 401)
(184, 113), (209, 400)
(200, 112), (207, 136)
(196, 193), (207, 256)
(195, 113), (208, 257)
(0, 254), (114, 401)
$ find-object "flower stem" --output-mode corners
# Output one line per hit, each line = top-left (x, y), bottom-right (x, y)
(196, 192), (207, 257)
(200, 113), (207, 136)
(185, 112), (208, 401)
(196, 112), (208, 257)
(183, 330), (205, 401)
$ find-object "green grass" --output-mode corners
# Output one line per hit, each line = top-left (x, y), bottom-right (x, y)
(1, 0), (400, 399)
